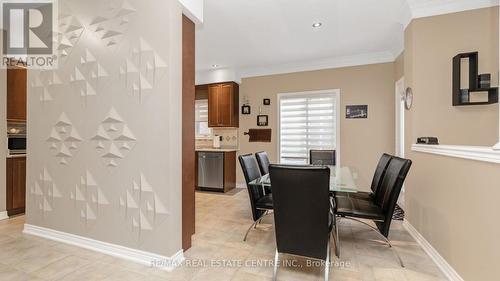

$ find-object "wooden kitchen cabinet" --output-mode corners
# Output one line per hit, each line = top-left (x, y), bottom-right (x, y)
(207, 82), (239, 127)
(7, 68), (27, 122)
(6, 157), (26, 216)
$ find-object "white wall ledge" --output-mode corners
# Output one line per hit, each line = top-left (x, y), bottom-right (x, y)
(412, 144), (500, 164)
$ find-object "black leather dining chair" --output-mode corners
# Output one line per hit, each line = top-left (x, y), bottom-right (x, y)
(335, 153), (393, 201)
(255, 151), (270, 175)
(310, 150), (336, 166)
(255, 151), (272, 194)
(269, 164), (333, 281)
(238, 154), (273, 241)
(334, 156), (412, 267)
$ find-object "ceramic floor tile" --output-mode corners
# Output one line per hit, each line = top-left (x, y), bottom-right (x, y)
(31, 255), (92, 280)
(0, 190), (447, 281)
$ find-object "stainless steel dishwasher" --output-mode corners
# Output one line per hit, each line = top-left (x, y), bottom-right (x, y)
(197, 152), (224, 191)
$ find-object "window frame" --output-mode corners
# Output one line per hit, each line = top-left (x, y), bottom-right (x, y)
(277, 89), (341, 166)
(195, 99), (212, 138)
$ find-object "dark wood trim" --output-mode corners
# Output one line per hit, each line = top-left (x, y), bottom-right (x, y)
(223, 152), (236, 193)
(182, 15), (196, 251)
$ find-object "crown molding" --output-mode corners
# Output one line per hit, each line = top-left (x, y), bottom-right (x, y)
(195, 0), (498, 81)
(407, 0), (499, 20)
(180, 0), (204, 25)
(238, 51), (396, 79)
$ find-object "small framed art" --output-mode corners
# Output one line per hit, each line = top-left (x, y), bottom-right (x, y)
(257, 115), (269, 126)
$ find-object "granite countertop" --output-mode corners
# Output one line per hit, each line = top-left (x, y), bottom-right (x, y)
(195, 148), (239, 152)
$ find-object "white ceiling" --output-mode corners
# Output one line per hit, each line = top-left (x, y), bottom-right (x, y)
(195, 0), (498, 82)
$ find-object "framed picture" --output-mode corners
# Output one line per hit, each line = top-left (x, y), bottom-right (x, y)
(263, 99), (271, 105)
(346, 105), (368, 119)
(241, 105), (251, 115)
(257, 115), (269, 126)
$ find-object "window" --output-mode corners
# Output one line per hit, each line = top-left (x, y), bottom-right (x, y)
(278, 91), (339, 164)
(195, 100), (212, 137)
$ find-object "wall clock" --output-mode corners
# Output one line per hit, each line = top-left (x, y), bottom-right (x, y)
(404, 87), (413, 110)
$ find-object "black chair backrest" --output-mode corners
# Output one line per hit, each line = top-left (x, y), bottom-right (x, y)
(269, 164), (331, 260)
(255, 151), (270, 175)
(310, 150), (336, 166)
(374, 157), (412, 237)
(370, 154), (393, 195)
(238, 154), (265, 222)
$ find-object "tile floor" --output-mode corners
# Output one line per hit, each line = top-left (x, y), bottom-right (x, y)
(0, 190), (447, 281)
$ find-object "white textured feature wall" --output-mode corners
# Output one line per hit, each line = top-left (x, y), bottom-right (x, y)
(26, 0), (183, 257)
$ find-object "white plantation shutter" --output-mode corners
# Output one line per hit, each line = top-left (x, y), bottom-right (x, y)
(279, 92), (337, 164)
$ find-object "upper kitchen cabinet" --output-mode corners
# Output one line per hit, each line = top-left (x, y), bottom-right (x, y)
(206, 82), (239, 128)
(7, 67), (27, 122)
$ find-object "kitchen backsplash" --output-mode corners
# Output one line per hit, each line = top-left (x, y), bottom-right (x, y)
(196, 128), (239, 148)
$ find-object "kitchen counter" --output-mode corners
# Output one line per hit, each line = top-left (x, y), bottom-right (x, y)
(6, 154), (27, 159)
(196, 148), (239, 152)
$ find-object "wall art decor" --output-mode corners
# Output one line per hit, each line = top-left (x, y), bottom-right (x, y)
(263, 98), (271, 105)
(257, 115), (269, 126)
(242, 105), (251, 115)
(346, 105), (368, 119)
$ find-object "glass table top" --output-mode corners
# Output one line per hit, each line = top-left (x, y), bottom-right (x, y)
(248, 166), (359, 193)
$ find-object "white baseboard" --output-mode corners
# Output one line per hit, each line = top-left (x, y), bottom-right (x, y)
(236, 182), (246, 189)
(403, 219), (464, 281)
(23, 224), (184, 271)
(0, 211), (8, 221)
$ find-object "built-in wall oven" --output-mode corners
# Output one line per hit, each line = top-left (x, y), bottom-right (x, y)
(7, 122), (26, 156)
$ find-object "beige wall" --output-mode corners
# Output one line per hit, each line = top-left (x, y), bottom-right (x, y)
(404, 7), (500, 280)
(406, 7), (499, 147)
(238, 63), (396, 188)
(394, 52), (404, 81)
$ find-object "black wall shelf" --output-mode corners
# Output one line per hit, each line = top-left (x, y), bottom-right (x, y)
(452, 52), (498, 106)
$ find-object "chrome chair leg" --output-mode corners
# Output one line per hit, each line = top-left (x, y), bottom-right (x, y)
(342, 217), (405, 267)
(334, 216), (340, 258)
(272, 250), (280, 281)
(244, 211), (273, 241)
(243, 221), (258, 241)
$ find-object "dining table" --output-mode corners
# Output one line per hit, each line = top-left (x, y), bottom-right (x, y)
(248, 166), (360, 194)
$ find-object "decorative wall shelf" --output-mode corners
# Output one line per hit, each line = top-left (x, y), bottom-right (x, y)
(452, 52), (498, 106)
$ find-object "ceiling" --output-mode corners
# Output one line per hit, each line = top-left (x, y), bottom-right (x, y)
(195, 0), (497, 82)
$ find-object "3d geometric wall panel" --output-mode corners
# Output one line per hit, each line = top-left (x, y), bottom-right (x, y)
(30, 168), (62, 217)
(56, 12), (85, 61)
(70, 170), (110, 227)
(89, 0), (137, 47)
(30, 70), (65, 103)
(69, 49), (109, 104)
(91, 108), (137, 168)
(47, 113), (83, 165)
(119, 37), (168, 103)
(119, 173), (169, 238)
